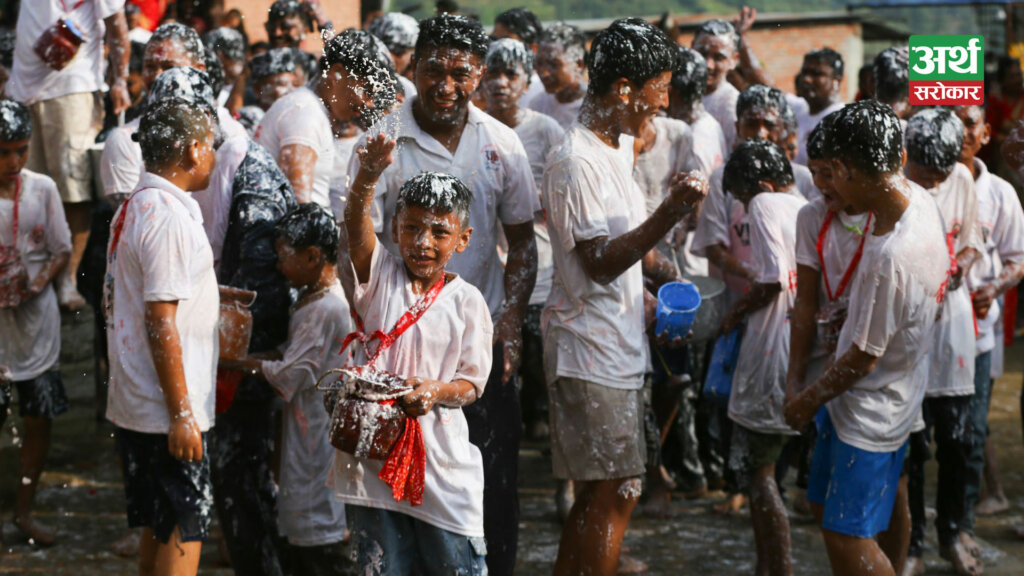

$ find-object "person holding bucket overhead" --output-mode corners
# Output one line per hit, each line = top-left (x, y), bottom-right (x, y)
(717, 139), (806, 576)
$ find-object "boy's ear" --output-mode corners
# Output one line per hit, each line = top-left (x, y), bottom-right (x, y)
(758, 180), (776, 193)
(186, 138), (201, 170)
(305, 245), (324, 265)
(455, 225), (473, 254)
(830, 157), (852, 181)
(612, 78), (632, 105)
(982, 122), (992, 146)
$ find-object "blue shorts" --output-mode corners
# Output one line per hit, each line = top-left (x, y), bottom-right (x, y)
(346, 505), (487, 575)
(807, 410), (907, 539)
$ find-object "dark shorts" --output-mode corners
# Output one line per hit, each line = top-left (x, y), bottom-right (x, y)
(728, 424), (789, 493)
(0, 370), (70, 424)
(115, 427), (213, 544)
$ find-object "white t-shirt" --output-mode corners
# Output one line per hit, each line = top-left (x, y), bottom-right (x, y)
(728, 192), (805, 435)
(634, 116), (696, 218)
(0, 171), (72, 381)
(528, 90), (584, 131)
(966, 158), (1024, 359)
(793, 163), (822, 203)
(541, 123), (649, 390)
(795, 101), (844, 166)
(917, 163), (983, 397)
(332, 243), (492, 538)
(826, 186), (949, 452)
(328, 133), (362, 215)
(100, 108), (247, 201)
(128, 26), (152, 45)
(513, 108), (564, 307)
(397, 74), (417, 99)
(105, 173), (219, 434)
(7, 0), (125, 104)
(702, 81), (739, 151)
(794, 198), (872, 386)
(256, 86), (334, 208)
(263, 281), (351, 547)
(344, 100), (540, 318)
(689, 110), (728, 176)
(191, 134), (247, 267)
(99, 117), (141, 198)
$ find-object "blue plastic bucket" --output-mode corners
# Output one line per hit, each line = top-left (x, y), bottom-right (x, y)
(655, 281), (701, 339)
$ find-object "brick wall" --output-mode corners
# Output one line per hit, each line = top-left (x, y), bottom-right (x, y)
(225, 0), (360, 50)
(677, 22), (865, 103)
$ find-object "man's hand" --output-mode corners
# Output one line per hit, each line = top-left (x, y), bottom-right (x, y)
(733, 6), (757, 36)
(401, 377), (441, 417)
(168, 413), (203, 462)
(783, 389), (818, 431)
(666, 171), (709, 215)
(110, 81), (131, 116)
(356, 133), (396, 180)
(494, 312), (524, 384)
(972, 283), (998, 319)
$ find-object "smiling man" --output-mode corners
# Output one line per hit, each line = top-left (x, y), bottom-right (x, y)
(794, 48), (845, 165)
(257, 29), (396, 208)
(344, 14), (538, 576)
(693, 19), (741, 150)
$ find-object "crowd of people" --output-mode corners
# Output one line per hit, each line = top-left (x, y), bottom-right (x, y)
(1, 1), (1024, 576)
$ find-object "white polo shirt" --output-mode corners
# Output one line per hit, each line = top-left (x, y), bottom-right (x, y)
(105, 173), (219, 434)
(343, 99), (540, 318)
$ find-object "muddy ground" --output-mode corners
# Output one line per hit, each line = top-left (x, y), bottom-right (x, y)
(2, 307), (1024, 574)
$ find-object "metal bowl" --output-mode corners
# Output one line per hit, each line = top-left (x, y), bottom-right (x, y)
(683, 275), (727, 342)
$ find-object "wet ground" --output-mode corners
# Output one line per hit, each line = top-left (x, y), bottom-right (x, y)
(2, 307), (1024, 574)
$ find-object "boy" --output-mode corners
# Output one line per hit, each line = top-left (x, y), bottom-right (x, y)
(258, 28), (396, 208)
(203, 27), (246, 107)
(341, 146), (493, 574)
(225, 203), (351, 574)
(955, 104), (1024, 535)
(529, 22), (588, 130)
(793, 48), (845, 165)
(784, 100), (949, 576)
(249, 48), (300, 112)
(479, 38), (564, 442)
(789, 118), (913, 571)
(368, 12), (419, 94)
(693, 19), (741, 149)
(343, 16), (539, 574)
(668, 46), (728, 177)
(903, 108), (984, 576)
(0, 99), (72, 547)
(105, 99), (219, 576)
(542, 18), (707, 576)
(492, 8), (546, 106)
(719, 140), (805, 576)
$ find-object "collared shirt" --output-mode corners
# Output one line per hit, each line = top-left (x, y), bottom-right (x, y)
(342, 99), (539, 318)
(105, 172), (219, 434)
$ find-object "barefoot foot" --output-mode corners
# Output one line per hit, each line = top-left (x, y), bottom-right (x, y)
(941, 537), (984, 576)
(960, 532), (982, 558)
(901, 556), (925, 576)
(975, 494), (1009, 516)
(14, 516), (55, 547)
(109, 530), (140, 557)
(555, 480), (575, 523)
(617, 553), (649, 574)
(713, 493), (746, 515)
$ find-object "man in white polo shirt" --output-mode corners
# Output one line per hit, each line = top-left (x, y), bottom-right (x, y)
(344, 14), (538, 576)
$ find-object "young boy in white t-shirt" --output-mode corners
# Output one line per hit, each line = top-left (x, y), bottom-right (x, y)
(105, 100), (219, 576)
(718, 140), (805, 576)
(668, 46), (728, 177)
(223, 203), (352, 573)
(903, 108), (985, 575)
(953, 104), (1024, 538)
(784, 100), (949, 576)
(339, 135), (493, 572)
(529, 22), (588, 130)
(692, 20), (741, 150)
(0, 99), (72, 548)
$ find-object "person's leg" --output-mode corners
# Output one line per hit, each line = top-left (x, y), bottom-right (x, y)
(906, 427), (930, 562)
(642, 375), (672, 517)
(963, 352), (993, 534)
(750, 462), (792, 576)
(877, 474), (910, 574)
(290, 542), (353, 576)
(519, 305), (548, 439)
(12, 371), (70, 545)
(822, 529), (896, 576)
(347, 505), (415, 575)
(554, 478), (641, 576)
(932, 396), (981, 574)
(414, 516), (488, 576)
(152, 526), (202, 576)
(209, 397), (284, 576)
(976, 436), (1008, 515)
(137, 527), (159, 576)
(463, 342), (521, 576)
